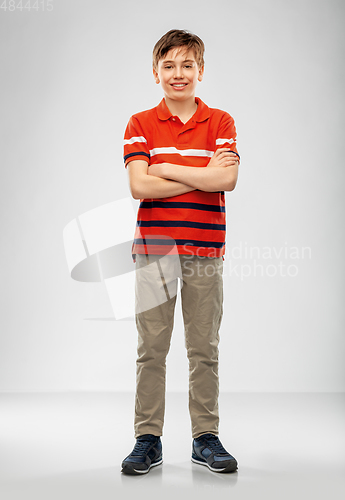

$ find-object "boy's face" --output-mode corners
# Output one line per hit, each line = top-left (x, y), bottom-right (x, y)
(153, 46), (204, 102)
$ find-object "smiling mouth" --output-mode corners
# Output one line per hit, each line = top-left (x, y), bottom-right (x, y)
(171, 83), (188, 88)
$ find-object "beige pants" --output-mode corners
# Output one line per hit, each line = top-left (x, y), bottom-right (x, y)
(134, 253), (223, 439)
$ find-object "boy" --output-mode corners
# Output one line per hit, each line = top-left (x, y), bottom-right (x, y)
(121, 29), (240, 475)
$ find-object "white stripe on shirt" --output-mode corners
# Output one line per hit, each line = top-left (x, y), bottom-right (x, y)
(124, 136), (147, 145)
(216, 138), (235, 145)
(150, 147), (214, 158)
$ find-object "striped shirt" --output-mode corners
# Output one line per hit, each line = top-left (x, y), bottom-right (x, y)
(123, 96), (240, 261)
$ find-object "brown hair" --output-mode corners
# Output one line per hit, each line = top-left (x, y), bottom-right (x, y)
(152, 29), (205, 71)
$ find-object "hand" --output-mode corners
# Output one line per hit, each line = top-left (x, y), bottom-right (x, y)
(207, 148), (239, 168)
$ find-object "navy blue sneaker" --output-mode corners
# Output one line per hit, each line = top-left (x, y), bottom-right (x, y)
(121, 434), (163, 475)
(192, 433), (238, 473)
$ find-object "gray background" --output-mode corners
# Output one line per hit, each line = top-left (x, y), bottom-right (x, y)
(0, 0), (344, 393)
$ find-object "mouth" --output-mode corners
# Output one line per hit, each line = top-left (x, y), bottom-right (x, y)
(171, 83), (188, 90)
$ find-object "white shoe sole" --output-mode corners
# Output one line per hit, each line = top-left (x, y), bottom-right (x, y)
(134, 458), (163, 474)
(191, 456), (237, 473)
(122, 457), (163, 475)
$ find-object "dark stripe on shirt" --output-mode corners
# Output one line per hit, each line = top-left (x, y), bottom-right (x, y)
(139, 201), (225, 213)
(137, 220), (226, 231)
(134, 238), (225, 249)
(124, 152), (150, 162)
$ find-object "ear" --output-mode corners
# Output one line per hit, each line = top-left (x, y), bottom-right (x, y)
(198, 65), (204, 82)
(153, 67), (160, 84)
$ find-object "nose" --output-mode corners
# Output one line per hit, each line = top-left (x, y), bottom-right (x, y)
(174, 66), (183, 79)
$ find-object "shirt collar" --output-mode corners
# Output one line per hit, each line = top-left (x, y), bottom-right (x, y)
(156, 96), (210, 123)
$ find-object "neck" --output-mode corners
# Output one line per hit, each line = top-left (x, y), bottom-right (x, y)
(164, 95), (198, 120)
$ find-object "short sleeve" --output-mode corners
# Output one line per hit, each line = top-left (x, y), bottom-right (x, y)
(215, 113), (240, 164)
(123, 116), (150, 168)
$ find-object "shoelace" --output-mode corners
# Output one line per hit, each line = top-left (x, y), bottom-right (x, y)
(131, 438), (156, 457)
(199, 433), (229, 454)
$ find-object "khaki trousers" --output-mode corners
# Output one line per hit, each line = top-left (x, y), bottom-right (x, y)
(134, 253), (223, 439)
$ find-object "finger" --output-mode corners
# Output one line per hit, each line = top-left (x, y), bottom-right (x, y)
(220, 158), (238, 166)
(214, 148), (231, 156)
(216, 150), (237, 158)
(217, 156), (236, 165)
(217, 160), (232, 167)
(215, 148), (237, 153)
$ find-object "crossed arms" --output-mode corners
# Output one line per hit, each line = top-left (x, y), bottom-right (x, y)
(127, 148), (239, 200)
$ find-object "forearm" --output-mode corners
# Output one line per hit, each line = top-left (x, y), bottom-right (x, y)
(131, 173), (195, 200)
(158, 163), (238, 192)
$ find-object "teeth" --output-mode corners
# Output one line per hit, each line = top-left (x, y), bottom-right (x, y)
(173, 84), (186, 87)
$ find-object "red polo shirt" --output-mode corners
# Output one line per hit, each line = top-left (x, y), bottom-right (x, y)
(123, 96), (240, 260)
